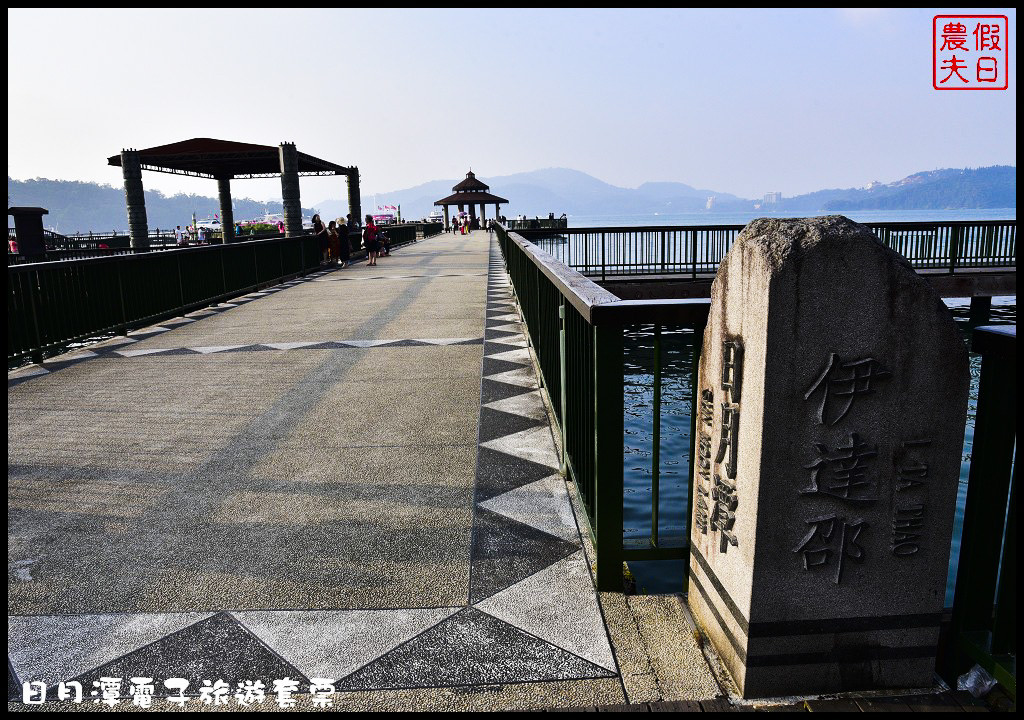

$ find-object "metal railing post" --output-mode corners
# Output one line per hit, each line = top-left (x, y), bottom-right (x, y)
(25, 269), (44, 363)
(559, 302), (568, 474)
(117, 262), (128, 334)
(691, 230), (698, 280)
(946, 327), (1017, 685)
(652, 324), (661, 548)
(253, 244), (260, 289)
(601, 232), (606, 282)
(950, 223), (961, 274)
(593, 323), (624, 591)
(220, 247), (228, 295)
(176, 255), (185, 309)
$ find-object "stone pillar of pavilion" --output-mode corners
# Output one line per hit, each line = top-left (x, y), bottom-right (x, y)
(347, 168), (362, 223)
(217, 177), (234, 243)
(120, 149), (149, 251)
(279, 142), (302, 237)
(443, 206), (450, 230)
(480, 204), (487, 223)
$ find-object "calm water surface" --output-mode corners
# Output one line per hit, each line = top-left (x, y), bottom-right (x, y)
(569, 208), (1015, 228)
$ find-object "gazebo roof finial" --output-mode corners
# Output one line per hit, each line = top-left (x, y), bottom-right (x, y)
(435, 168), (508, 207)
(452, 169), (489, 193)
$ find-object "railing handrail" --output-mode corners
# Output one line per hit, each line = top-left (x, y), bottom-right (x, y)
(503, 227), (712, 325)
(517, 219), (1017, 234)
(517, 219), (1016, 280)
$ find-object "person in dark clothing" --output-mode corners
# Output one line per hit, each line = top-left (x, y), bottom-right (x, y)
(312, 214), (328, 263)
(337, 217), (351, 266)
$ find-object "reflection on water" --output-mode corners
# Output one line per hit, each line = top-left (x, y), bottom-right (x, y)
(622, 297), (1016, 597)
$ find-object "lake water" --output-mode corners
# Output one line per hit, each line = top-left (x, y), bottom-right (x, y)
(568, 208), (1016, 228)
(607, 210), (1016, 599)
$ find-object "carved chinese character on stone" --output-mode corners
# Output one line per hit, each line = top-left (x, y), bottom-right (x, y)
(722, 340), (744, 403)
(715, 403), (740, 480)
(804, 353), (892, 426)
(792, 515), (867, 584)
(711, 474), (739, 553)
(802, 432), (879, 502)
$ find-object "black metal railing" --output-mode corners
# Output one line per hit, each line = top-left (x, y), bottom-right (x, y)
(517, 220), (1016, 280)
(8, 234), (320, 365)
(496, 223), (710, 590)
(7, 219), (447, 363)
(507, 217), (569, 231)
(499, 218), (1019, 642)
(944, 325), (1017, 698)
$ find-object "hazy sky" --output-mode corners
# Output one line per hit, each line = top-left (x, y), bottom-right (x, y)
(7, 8), (1017, 203)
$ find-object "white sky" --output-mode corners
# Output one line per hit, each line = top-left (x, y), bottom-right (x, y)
(7, 8), (1017, 203)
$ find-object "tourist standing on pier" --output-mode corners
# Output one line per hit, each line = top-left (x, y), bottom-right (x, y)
(346, 214), (358, 256)
(174, 225), (184, 246)
(363, 214), (380, 266)
(327, 220), (341, 264)
(312, 214), (328, 263)
(337, 218), (351, 267)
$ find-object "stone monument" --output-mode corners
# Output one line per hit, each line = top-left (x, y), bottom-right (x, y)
(688, 216), (969, 697)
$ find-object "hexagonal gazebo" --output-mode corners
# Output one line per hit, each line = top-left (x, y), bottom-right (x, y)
(434, 170), (508, 229)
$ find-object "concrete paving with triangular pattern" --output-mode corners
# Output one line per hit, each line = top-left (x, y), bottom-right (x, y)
(10, 231), (688, 709)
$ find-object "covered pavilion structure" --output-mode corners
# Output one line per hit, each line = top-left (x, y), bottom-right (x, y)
(434, 170), (508, 229)
(107, 138), (361, 248)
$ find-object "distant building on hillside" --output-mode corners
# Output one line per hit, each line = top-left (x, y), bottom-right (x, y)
(763, 191), (782, 205)
(706, 196), (715, 210)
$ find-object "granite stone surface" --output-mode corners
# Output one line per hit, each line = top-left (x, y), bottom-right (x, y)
(687, 216), (970, 697)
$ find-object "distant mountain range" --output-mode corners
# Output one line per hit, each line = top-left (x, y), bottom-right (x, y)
(8, 165), (1015, 232)
(343, 166), (1016, 219)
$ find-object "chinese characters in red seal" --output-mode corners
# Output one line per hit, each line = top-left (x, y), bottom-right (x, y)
(934, 15), (1009, 90)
